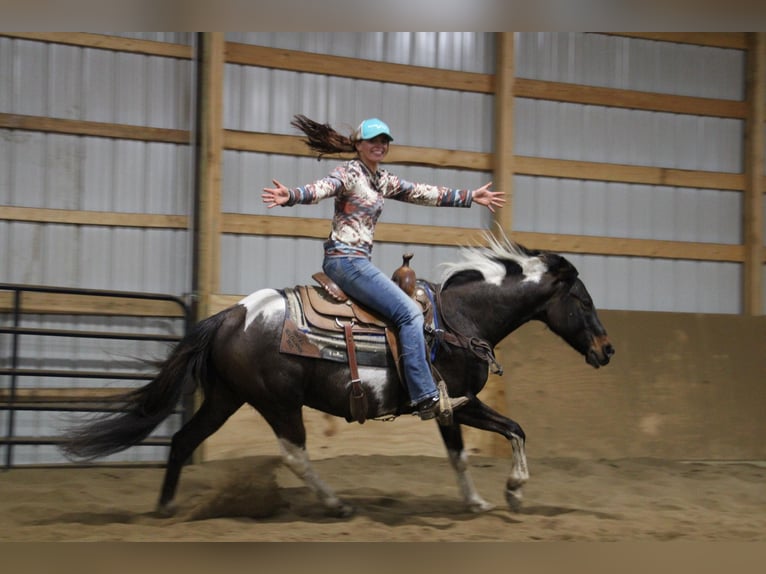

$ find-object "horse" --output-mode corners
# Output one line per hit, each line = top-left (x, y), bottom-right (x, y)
(61, 235), (614, 517)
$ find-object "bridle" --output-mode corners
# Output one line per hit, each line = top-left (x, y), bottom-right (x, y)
(430, 284), (504, 376)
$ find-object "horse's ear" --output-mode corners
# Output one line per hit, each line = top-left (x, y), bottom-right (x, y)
(546, 254), (578, 286)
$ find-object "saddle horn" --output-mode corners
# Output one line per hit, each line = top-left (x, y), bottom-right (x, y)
(391, 253), (416, 296)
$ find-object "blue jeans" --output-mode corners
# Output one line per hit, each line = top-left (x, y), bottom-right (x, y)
(322, 255), (438, 405)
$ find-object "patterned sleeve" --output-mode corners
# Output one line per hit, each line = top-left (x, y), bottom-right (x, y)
(285, 172), (344, 206)
(383, 173), (473, 207)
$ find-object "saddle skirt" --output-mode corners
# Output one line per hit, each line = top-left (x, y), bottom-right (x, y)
(279, 273), (434, 368)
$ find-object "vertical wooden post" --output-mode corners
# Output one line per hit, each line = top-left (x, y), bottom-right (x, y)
(492, 32), (516, 238)
(191, 32), (225, 463)
(744, 33), (765, 316)
(195, 32), (225, 322)
(468, 32), (516, 458)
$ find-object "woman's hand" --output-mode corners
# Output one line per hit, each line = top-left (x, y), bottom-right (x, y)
(262, 179), (290, 208)
(472, 182), (506, 213)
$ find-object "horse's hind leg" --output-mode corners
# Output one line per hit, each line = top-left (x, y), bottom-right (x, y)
(156, 385), (243, 515)
(438, 423), (496, 513)
(261, 409), (354, 518)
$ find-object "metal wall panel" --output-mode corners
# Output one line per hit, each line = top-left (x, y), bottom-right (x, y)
(1, 130), (192, 292)
(514, 99), (742, 172)
(226, 32), (494, 73)
(512, 33), (746, 313)
(516, 32), (744, 99)
(1, 36), (194, 464)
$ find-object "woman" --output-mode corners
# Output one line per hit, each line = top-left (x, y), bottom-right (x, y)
(262, 115), (505, 420)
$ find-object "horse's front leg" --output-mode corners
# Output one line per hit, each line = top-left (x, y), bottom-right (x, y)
(453, 399), (529, 512)
(437, 423), (495, 513)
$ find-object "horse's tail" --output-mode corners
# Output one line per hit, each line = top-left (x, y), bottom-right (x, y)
(61, 309), (230, 460)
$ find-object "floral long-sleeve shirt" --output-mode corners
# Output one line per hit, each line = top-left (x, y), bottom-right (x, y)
(286, 159), (473, 257)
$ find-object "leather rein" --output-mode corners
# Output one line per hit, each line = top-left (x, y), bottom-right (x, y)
(430, 284), (504, 376)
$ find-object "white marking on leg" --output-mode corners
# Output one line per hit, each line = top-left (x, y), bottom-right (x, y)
(278, 438), (352, 516)
(505, 433), (528, 512)
(508, 433), (529, 486)
(238, 289), (284, 332)
(447, 448), (495, 513)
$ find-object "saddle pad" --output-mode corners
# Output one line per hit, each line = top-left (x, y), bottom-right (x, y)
(280, 288), (390, 367)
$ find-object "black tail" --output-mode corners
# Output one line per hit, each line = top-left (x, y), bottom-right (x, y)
(61, 310), (230, 460)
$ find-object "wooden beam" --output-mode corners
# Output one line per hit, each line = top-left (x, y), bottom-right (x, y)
(492, 32), (515, 237)
(0, 206), (188, 229)
(195, 33), (225, 321)
(224, 129), (745, 192)
(601, 33), (748, 51)
(0, 32), (193, 59)
(0, 291), (186, 317)
(515, 157), (745, 191)
(511, 231), (745, 263)
(220, 213), (744, 263)
(225, 42), (494, 94)
(0, 113), (189, 144)
(743, 33), (766, 315)
(515, 78), (746, 119)
(223, 129), (492, 171)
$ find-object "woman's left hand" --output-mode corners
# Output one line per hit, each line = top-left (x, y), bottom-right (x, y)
(472, 182), (506, 213)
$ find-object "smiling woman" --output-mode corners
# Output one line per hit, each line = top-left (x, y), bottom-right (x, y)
(262, 114), (506, 421)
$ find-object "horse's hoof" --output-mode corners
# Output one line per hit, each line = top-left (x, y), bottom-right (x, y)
(468, 498), (496, 513)
(155, 502), (177, 518)
(327, 502), (355, 518)
(505, 487), (523, 512)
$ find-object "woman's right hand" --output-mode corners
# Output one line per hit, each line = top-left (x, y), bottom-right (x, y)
(262, 179), (290, 208)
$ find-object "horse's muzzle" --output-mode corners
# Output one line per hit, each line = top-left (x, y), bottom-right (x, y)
(586, 336), (615, 368)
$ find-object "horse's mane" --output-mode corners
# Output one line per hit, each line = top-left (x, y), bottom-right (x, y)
(440, 232), (548, 290)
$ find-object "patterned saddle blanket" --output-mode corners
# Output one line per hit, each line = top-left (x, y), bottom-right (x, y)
(279, 277), (433, 368)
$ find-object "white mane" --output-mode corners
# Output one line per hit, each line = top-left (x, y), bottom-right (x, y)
(439, 232), (547, 286)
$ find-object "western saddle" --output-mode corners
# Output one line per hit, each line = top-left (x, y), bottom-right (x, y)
(291, 254), (430, 424)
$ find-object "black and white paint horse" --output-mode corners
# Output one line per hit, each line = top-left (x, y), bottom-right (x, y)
(62, 236), (614, 517)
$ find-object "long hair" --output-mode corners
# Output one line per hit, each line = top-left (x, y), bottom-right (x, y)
(291, 114), (357, 157)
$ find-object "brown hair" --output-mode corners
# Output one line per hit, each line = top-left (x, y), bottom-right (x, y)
(291, 114), (356, 157)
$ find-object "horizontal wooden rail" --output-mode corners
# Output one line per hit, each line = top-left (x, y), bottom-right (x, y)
(226, 42), (494, 93)
(515, 78), (746, 119)
(0, 388), (134, 401)
(2, 116), (751, 191)
(2, 32), (746, 56)
(0, 32), (193, 59)
(0, 291), (187, 317)
(0, 113), (189, 144)
(0, 205), (188, 229)
(604, 33), (748, 50)
(220, 213), (749, 263)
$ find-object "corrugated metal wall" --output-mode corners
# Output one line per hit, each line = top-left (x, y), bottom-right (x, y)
(0, 34), (195, 464)
(514, 32), (747, 313)
(0, 35), (194, 292)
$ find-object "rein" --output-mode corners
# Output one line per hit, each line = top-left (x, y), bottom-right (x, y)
(429, 284), (503, 376)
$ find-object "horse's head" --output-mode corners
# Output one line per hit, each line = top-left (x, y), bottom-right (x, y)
(536, 252), (615, 368)
(440, 234), (614, 369)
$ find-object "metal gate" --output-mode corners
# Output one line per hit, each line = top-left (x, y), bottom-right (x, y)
(0, 283), (193, 468)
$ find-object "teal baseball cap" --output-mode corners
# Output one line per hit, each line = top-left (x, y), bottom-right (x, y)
(355, 118), (393, 141)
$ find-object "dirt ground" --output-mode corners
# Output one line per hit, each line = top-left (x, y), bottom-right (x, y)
(1, 408), (765, 542)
